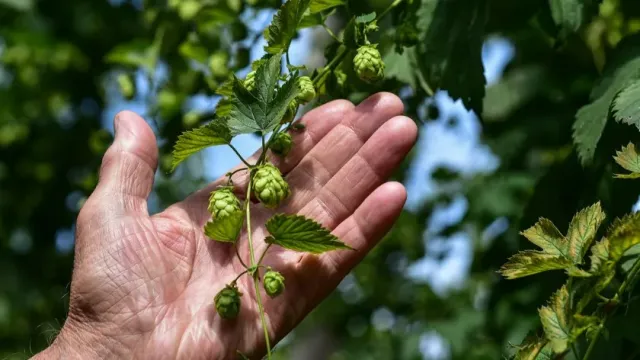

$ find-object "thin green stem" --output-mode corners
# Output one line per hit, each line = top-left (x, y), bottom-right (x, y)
(229, 144), (252, 168)
(257, 244), (272, 267)
(312, 48), (348, 86)
(583, 258), (640, 360)
(232, 268), (251, 283)
(245, 178), (256, 266)
(234, 244), (248, 269)
(226, 168), (249, 185)
(254, 271), (272, 359)
(322, 24), (341, 43)
(375, 0), (403, 21)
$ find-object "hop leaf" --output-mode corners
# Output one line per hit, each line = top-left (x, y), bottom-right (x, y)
(499, 202), (606, 279)
(214, 284), (242, 319)
(539, 285), (571, 353)
(264, 0), (312, 54)
(208, 187), (241, 219)
(252, 164), (290, 208)
(613, 142), (640, 179)
(263, 269), (285, 298)
(296, 76), (316, 103)
(513, 332), (554, 360)
(204, 210), (244, 243)
(271, 132), (293, 156)
(209, 51), (229, 79)
(353, 44), (385, 83)
(606, 212), (640, 261)
(171, 120), (232, 171)
(265, 214), (352, 253)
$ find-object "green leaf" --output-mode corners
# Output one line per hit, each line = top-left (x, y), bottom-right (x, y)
(571, 314), (600, 339)
(613, 80), (640, 130)
(549, 0), (590, 32)
(566, 202), (606, 263)
(383, 48), (416, 89)
(215, 98), (234, 118)
(299, 12), (324, 29)
(614, 143), (640, 178)
(355, 12), (376, 24)
(265, 214), (352, 254)
(309, 0), (345, 13)
(499, 251), (573, 279)
(264, 0), (312, 54)
(573, 36), (640, 165)
(204, 210), (244, 243)
(416, 0), (487, 115)
(178, 40), (209, 64)
(589, 238), (610, 274)
(521, 218), (568, 257)
(514, 332), (554, 360)
(539, 285), (571, 353)
(105, 40), (156, 71)
(227, 58), (300, 135)
(171, 120), (232, 171)
(607, 212), (640, 261)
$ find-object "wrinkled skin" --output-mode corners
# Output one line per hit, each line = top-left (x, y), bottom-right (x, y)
(35, 93), (417, 360)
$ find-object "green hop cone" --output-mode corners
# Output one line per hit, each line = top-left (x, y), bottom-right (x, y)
(353, 44), (385, 83)
(244, 70), (256, 92)
(252, 164), (290, 208)
(280, 100), (298, 124)
(208, 187), (242, 218)
(214, 284), (242, 319)
(263, 269), (285, 298)
(296, 76), (316, 104)
(271, 132), (293, 157)
(117, 73), (136, 100)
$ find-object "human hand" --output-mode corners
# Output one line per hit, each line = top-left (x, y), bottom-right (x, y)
(34, 93), (417, 360)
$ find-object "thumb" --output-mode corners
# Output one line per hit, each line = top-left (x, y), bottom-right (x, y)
(91, 111), (158, 216)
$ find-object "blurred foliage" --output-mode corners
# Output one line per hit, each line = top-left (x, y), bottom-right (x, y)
(3, 0), (640, 359)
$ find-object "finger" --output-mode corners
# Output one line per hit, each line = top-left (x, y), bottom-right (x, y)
(273, 182), (407, 335)
(282, 93), (405, 214)
(170, 100), (354, 225)
(80, 111), (158, 221)
(286, 115), (417, 229)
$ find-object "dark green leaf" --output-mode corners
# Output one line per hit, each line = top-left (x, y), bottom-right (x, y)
(171, 120), (232, 170)
(264, 0), (312, 54)
(416, 0), (487, 115)
(265, 214), (352, 254)
(309, 0), (345, 14)
(613, 80), (640, 130)
(204, 210), (244, 243)
(549, 0), (592, 32)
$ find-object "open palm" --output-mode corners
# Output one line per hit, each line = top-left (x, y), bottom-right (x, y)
(40, 93), (416, 360)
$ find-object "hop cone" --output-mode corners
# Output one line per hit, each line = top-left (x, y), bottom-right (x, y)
(280, 100), (298, 124)
(296, 76), (316, 103)
(214, 284), (242, 319)
(252, 164), (290, 208)
(244, 70), (256, 92)
(353, 44), (385, 83)
(271, 132), (293, 156)
(208, 187), (241, 218)
(263, 269), (285, 298)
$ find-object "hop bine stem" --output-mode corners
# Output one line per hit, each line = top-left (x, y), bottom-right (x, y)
(245, 175), (272, 359)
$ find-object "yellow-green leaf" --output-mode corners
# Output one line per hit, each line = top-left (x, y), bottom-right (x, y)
(309, 0), (345, 13)
(265, 214), (352, 254)
(204, 210), (244, 243)
(499, 251), (573, 279)
(521, 218), (568, 257)
(171, 120), (232, 171)
(613, 142), (640, 179)
(514, 332), (553, 360)
(607, 212), (640, 261)
(588, 237), (610, 274)
(539, 285), (571, 353)
(566, 202), (606, 263)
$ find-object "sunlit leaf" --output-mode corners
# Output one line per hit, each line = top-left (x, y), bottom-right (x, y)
(309, 0), (345, 14)
(607, 212), (640, 261)
(521, 218), (568, 257)
(265, 214), (352, 254)
(539, 285), (571, 353)
(171, 120), (232, 171)
(264, 0), (312, 54)
(613, 142), (640, 179)
(589, 238), (610, 274)
(513, 332), (554, 360)
(613, 80), (640, 130)
(499, 251), (573, 279)
(566, 202), (605, 263)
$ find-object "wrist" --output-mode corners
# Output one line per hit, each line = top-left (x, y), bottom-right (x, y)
(32, 318), (117, 360)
